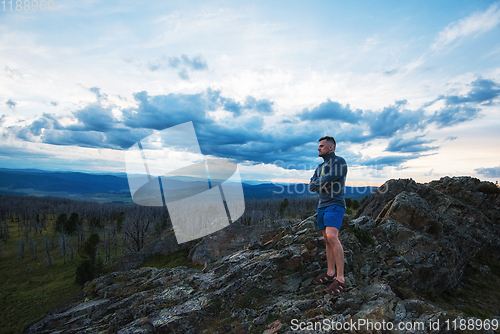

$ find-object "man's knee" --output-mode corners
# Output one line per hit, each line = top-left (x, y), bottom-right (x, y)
(325, 227), (339, 241)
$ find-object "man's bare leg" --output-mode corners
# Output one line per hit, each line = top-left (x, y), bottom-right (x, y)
(322, 230), (336, 278)
(324, 226), (345, 283)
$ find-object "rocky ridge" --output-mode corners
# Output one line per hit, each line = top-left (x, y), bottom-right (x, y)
(24, 176), (500, 333)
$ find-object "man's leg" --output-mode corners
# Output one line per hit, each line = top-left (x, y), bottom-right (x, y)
(322, 230), (336, 278)
(324, 226), (345, 283)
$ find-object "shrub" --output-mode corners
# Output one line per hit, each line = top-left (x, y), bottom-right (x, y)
(75, 233), (102, 285)
(345, 198), (352, 208)
(352, 227), (375, 247)
(75, 259), (94, 286)
(478, 182), (500, 194)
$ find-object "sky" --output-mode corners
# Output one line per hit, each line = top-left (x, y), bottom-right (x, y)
(1, 0), (500, 186)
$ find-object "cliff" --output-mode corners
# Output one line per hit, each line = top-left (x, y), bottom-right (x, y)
(24, 177), (500, 333)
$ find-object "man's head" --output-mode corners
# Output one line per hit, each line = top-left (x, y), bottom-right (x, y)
(318, 136), (336, 157)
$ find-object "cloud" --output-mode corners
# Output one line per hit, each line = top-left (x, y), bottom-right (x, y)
(429, 105), (480, 128)
(178, 68), (190, 80)
(196, 123), (318, 167)
(475, 165), (500, 178)
(122, 91), (212, 130)
(442, 78), (500, 105)
(6, 99), (17, 109)
(30, 116), (53, 136)
(424, 78), (498, 127)
(445, 136), (457, 141)
(206, 89), (274, 115)
(424, 169), (434, 176)
(244, 96), (274, 114)
(41, 130), (108, 148)
(141, 54), (208, 80)
(167, 57), (181, 68)
(4, 66), (22, 79)
(7, 89), (277, 152)
(5, 77), (495, 170)
(424, 78), (500, 128)
(356, 154), (422, 170)
(69, 103), (117, 132)
(432, 2), (500, 50)
(170, 54), (208, 80)
(0, 145), (54, 159)
(298, 99), (362, 124)
(364, 100), (426, 138)
(385, 136), (438, 153)
(180, 54), (208, 71)
(384, 68), (399, 76)
(89, 87), (108, 101)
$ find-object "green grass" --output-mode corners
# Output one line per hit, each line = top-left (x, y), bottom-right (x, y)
(0, 221), (82, 334)
(0, 216), (195, 334)
(0, 216), (132, 334)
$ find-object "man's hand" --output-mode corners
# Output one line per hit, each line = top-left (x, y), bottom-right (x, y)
(321, 183), (332, 192)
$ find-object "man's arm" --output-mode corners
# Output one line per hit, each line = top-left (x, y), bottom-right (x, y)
(309, 168), (320, 193)
(317, 158), (348, 186)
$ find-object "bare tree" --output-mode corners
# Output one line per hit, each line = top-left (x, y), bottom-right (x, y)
(122, 211), (151, 252)
(16, 239), (25, 259)
(28, 239), (37, 261)
(1, 220), (9, 241)
(59, 233), (67, 264)
(44, 234), (52, 266)
(68, 238), (74, 261)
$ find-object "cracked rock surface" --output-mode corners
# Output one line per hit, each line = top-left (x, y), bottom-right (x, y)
(24, 177), (500, 333)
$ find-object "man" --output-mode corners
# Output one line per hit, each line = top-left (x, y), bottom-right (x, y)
(308, 136), (348, 295)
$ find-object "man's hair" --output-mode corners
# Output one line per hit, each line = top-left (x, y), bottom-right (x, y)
(319, 136), (336, 150)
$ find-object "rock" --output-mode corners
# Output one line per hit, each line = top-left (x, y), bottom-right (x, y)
(24, 176), (500, 334)
(263, 320), (283, 334)
(188, 219), (299, 265)
(375, 191), (436, 229)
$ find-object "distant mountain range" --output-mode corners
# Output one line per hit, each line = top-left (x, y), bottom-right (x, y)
(0, 168), (377, 203)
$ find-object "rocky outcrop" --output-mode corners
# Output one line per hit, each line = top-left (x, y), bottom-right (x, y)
(24, 177), (500, 334)
(354, 176), (500, 292)
(187, 219), (295, 266)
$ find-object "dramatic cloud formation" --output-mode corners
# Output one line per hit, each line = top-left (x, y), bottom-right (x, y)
(122, 91), (213, 130)
(5, 77), (495, 170)
(364, 101), (425, 139)
(298, 100), (362, 124)
(0, 1), (499, 183)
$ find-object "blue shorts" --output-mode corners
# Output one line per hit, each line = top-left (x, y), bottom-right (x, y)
(317, 205), (345, 231)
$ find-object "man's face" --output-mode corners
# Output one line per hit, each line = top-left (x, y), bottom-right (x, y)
(318, 140), (333, 157)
